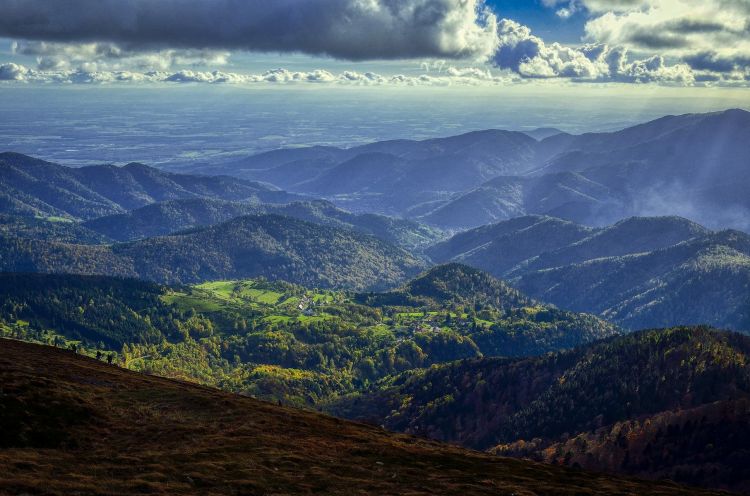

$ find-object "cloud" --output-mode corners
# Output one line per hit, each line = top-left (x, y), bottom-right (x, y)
(4, 0), (745, 86)
(540, 0), (750, 82)
(583, 3), (750, 57)
(683, 51), (750, 73)
(5, 17), (696, 86)
(0, 62), (29, 80)
(492, 19), (694, 83)
(574, 0), (648, 12)
(618, 55), (694, 84)
(0, 0), (499, 62)
(0, 63), (519, 86)
(12, 40), (229, 71)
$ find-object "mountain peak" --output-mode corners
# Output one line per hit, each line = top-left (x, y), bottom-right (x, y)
(122, 161), (157, 172)
(609, 215), (709, 235)
(522, 127), (566, 141)
(720, 108), (750, 116)
(399, 263), (530, 309)
(0, 151), (51, 167)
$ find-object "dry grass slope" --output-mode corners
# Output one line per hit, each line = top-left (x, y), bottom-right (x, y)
(0, 339), (729, 496)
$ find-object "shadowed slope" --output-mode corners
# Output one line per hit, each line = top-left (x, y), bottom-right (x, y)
(0, 339), (722, 496)
(0, 214), (426, 290)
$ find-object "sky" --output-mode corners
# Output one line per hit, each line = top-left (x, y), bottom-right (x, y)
(0, 1), (748, 166)
(0, 0), (749, 88)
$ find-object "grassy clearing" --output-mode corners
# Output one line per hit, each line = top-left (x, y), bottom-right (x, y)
(162, 292), (224, 313)
(195, 280), (288, 306)
(35, 215), (74, 223)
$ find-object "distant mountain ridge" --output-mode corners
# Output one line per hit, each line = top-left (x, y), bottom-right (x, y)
(0, 152), (302, 220)
(420, 171), (619, 229)
(520, 127), (565, 140)
(173, 109), (750, 231)
(5, 109), (748, 231)
(175, 129), (541, 217)
(423, 109), (750, 230)
(428, 215), (750, 331)
(0, 214), (426, 290)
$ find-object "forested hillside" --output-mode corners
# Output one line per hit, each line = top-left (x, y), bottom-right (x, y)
(330, 327), (750, 492)
(515, 230), (750, 331)
(0, 214), (426, 290)
(0, 213), (110, 244)
(494, 398), (750, 493)
(0, 267), (617, 406)
(83, 198), (442, 250)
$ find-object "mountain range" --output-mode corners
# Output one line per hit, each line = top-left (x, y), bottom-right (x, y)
(1, 97), (748, 495)
(1, 143), (748, 493)
(174, 129), (544, 217)
(0, 152), (301, 221)
(1, 204), (746, 331)
(427, 215), (750, 331)
(428, 108), (750, 230)
(175, 109), (750, 231)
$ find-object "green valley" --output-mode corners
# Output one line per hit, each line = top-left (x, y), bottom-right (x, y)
(0, 265), (618, 407)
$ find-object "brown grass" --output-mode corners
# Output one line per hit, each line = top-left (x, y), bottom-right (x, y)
(0, 339), (731, 496)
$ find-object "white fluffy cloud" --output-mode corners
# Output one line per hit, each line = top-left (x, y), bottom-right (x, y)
(0, 62), (29, 80)
(545, 0), (750, 81)
(492, 19), (694, 83)
(495, 19), (605, 78)
(12, 40), (230, 72)
(583, 1), (749, 55)
(0, 63), (519, 86)
(0, 0), (499, 62)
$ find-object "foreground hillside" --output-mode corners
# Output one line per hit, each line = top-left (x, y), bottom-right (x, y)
(428, 215), (750, 331)
(330, 327), (750, 493)
(0, 339), (722, 496)
(494, 398), (750, 492)
(0, 267), (616, 406)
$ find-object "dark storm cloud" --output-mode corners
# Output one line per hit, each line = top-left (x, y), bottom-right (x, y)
(666, 19), (730, 34)
(0, 0), (499, 61)
(625, 31), (690, 50)
(683, 51), (750, 72)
